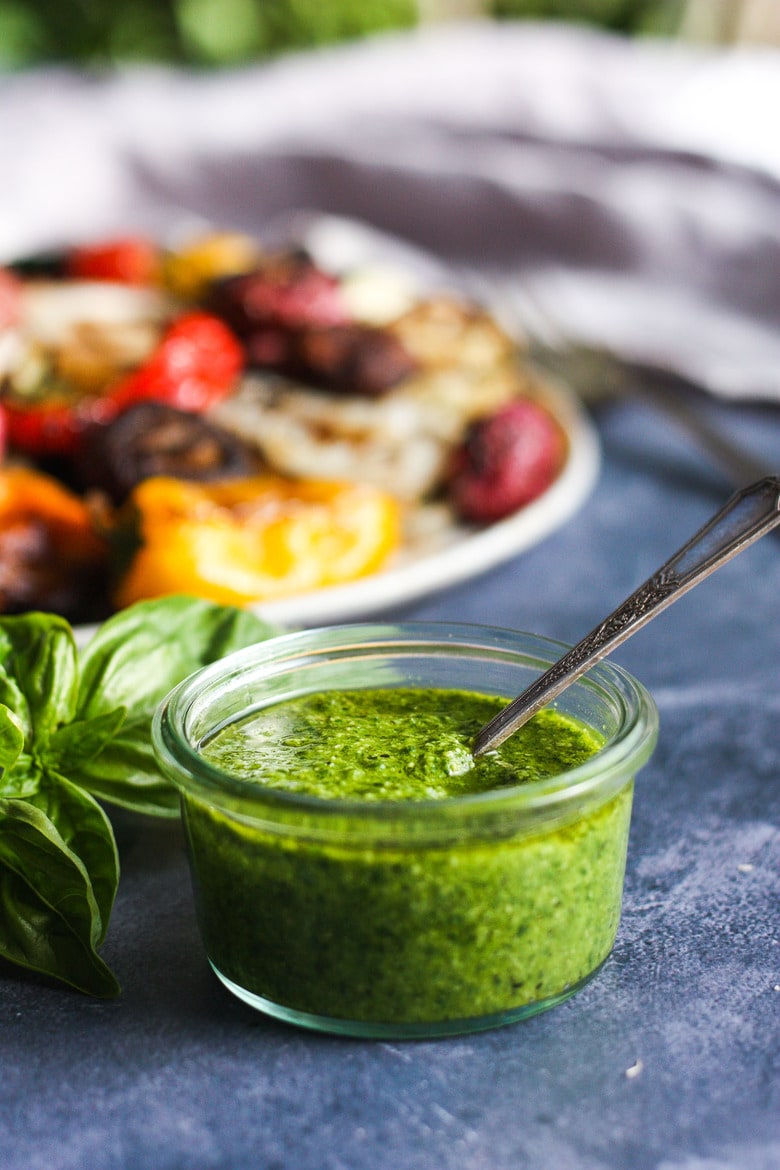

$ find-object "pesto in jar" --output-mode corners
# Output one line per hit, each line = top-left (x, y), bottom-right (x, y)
(201, 688), (601, 800)
(184, 687), (633, 1033)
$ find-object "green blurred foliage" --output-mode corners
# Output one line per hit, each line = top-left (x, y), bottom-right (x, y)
(0, 0), (682, 68)
(0, 0), (418, 67)
(491, 0), (683, 34)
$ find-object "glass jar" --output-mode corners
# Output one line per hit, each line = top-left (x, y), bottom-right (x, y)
(153, 623), (658, 1038)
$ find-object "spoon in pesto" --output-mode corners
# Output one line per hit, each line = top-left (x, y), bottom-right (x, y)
(472, 475), (780, 757)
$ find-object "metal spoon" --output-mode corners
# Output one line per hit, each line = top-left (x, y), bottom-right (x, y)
(472, 475), (780, 757)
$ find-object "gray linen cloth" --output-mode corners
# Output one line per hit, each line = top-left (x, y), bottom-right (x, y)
(1, 21), (779, 400)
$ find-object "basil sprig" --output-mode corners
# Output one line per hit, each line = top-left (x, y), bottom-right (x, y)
(0, 596), (274, 996)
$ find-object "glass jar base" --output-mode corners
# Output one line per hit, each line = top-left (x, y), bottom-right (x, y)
(211, 959), (608, 1039)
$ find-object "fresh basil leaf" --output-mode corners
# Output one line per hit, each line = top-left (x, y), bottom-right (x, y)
(0, 597), (276, 997)
(0, 705), (38, 799)
(0, 614), (79, 746)
(77, 595), (275, 720)
(46, 708), (127, 772)
(0, 798), (120, 997)
(29, 771), (120, 944)
(0, 755), (41, 800)
(0, 703), (24, 772)
(0, 663), (31, 741)
(74, 596), (275, 813)
(68, 713), (180, 816)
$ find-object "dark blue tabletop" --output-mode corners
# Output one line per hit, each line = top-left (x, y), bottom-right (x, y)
(2, 394), (779, 1170)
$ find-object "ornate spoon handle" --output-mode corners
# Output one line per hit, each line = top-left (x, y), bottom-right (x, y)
(472, 475), (780, 757)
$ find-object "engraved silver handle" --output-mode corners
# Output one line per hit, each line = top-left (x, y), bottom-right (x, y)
(472, 476), (780, 757)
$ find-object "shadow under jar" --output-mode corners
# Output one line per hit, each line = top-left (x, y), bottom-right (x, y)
(152, 623), (658, 1039)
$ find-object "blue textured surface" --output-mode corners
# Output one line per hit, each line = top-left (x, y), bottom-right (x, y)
(2, 397), (779, 1170)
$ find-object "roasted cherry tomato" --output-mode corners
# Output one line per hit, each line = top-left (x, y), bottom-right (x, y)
(3, 393), (117, 460)
(65, 236), (161, 285)
(4, 311), (243, 459)
(107, 312), (243, 414)
(449, 398), (567, 523)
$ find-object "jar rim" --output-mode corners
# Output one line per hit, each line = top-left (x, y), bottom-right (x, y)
(152, 621), (659, 828)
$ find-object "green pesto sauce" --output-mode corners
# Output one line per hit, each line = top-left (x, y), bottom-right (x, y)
(201, 688), (601, 801)
(186, 687), (633, 1032)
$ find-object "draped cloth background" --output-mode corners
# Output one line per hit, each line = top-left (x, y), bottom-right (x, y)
(2, 21), (779, 400)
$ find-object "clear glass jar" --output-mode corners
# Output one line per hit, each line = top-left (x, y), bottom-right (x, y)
(153, 623), (658, 1038)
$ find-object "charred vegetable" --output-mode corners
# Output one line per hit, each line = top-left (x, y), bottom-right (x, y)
(247, 322), (418, 396)
(449, 398), (567, 523)
(78, 401), (260, 503)
(207, 250), (349, 334)
(0, 467), (110, 621)
(163, 232), (261, 301)
(207, 251), (417, 395)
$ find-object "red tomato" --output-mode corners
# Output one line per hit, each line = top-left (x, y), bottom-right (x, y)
(107, 312), (244, 414)
(66, 237), (161, 286)
(4, 395), (118, 459)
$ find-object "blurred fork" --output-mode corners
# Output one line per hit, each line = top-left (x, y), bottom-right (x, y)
(490, 282), (775, 490)
(526, 343), (773, 488)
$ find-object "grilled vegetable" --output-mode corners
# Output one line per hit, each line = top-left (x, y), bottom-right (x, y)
(163, 232), (261, 300)
(65, 236), (162, 286)
(114, 474), (401, 608)
(207, 251), (349, 335)
(449, 398), (567, 523)
(0, 467), (109, 621)
(79, 401), (260, 503)
(249, 322), (418, 396)
(106, 311), (243, 414)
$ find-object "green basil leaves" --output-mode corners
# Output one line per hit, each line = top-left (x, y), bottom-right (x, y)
(0, 596), (274, 996)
